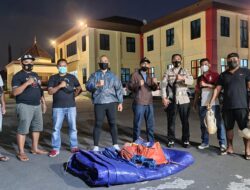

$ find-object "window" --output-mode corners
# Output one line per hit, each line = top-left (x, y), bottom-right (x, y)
(82, 35), (86, 51)
(126, 37), (135, 52)
(221, 16), (230, 37)
(148, 67), (155, 78)
(166, 28), (174, 46)
(66, 41), (77, 57)
(100, 34), (110, 50)
(191, 19), (201, 40)
(82, 68), (87, 83)
(59, 48), (63, 59)
(240, 59), (248, 68)
(240, 20), (248, 48)
(220, 58), (227, 72)
(121, 68), (130, 84)
(147, 35), (154, 51)
(191, 59), (201, 79)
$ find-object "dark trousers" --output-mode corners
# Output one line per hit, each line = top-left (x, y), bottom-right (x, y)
(166, 103), (190, 142)
(94, 103), (118, 146)
(132, 103), (154, 142)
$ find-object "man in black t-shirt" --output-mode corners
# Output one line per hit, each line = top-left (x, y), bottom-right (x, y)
(48, 59), (82, 157)
(12, 54), (47, 162)
(209, 53), (250, 160)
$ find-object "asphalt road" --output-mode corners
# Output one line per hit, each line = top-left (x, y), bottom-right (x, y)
(0, 95), (249, 190)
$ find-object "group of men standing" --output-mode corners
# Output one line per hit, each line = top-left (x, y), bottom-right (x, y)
(0, 52), (249, 162)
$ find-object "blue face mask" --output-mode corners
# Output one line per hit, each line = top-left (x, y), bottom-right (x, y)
(58, 66), (67, 74)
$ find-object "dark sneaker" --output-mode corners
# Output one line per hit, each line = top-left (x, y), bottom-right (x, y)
(220, 144), (227, 155)
(167, 141), (175, 148)
(183, 141), (190, 148)
(48, 150), (59, 157)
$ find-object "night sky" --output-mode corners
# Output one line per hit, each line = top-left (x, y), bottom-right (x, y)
(0, 0), (249, 70)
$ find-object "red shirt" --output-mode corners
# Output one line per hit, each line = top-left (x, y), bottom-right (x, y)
(195, 70), (219, 92)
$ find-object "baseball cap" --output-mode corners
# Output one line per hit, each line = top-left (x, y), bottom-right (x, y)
(21, 54), (35, 61)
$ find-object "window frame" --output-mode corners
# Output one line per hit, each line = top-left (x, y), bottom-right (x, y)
(147, 35), (154, 51)
(191, 19), (201, 40)
(100, 34), (110, 50)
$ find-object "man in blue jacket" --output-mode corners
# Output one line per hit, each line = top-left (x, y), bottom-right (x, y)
(86, 55), (123, 151)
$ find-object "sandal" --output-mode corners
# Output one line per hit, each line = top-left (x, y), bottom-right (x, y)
(0, 154), (9, 162)
(16, 153), (29, 162)
(30, 149), (48, 155)
(245, 154), (250, 160)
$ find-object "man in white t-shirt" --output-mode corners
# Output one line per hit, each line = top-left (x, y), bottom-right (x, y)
(193, 58), (226, 154)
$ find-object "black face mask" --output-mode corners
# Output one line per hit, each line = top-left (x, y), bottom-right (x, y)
(141, 66), (148, 72)
(227, 61), (238, 70)
(173, 61), (181, 67)
(99, 62), (109, 70)
(22, 63), (33, 71)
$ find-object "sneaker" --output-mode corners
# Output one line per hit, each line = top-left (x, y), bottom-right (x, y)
(167, 141), (175, 148)
(48, 150), (59, 157)
(220, 144), (227, 155)
(198, 143), (209, 150)
(92, 146), (99, 152)
(70, 147), (80, 153)
(183, 141), (190, 148)
(113, 144), (120, 151)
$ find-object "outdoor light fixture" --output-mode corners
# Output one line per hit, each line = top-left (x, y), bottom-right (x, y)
(50, 40), (56, 47)
(78, 19), (87, 28)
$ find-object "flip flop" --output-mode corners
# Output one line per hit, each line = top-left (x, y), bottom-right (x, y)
(30, 149), (48, 155)
(221, 151), (234, 156)
(245, 154), (250, 160)
(16, 153), (29, 162)
(0, 155), (9, 162)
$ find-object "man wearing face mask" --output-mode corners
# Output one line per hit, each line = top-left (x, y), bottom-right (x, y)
(128, 57), (158, 142)
(86, 55), (123, 151)
(193, 58), (226, 153)
(209, 53), (250, 160)
(12, 54), (47, 161)
(161, 54), (193, 148)
(47, 59), (82, 157)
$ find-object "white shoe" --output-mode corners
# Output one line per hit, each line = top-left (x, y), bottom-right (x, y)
(198, 143), (209, 150)
(92, 146), (99, 151)
(113, 144), (120, 151)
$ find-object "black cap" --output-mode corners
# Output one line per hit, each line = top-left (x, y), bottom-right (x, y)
(140, 57), (151, 64)
(21, 54), (35, 61)
(227, 52), (239, 59)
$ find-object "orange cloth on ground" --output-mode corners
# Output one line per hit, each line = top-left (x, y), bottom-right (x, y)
(120, 142), (168, 165)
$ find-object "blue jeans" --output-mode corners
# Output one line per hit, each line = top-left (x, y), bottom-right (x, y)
(52, 107), (78, 151)
(199, 105), (226, 146)
(133, 104), (154, 142)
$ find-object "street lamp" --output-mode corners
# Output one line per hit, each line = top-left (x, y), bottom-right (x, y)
(50, 40), (56, 47)
(77, 19), (87, 28)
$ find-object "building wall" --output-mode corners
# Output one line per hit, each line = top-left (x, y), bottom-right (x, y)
(217, 9), (250, 72)
(55, 28), (141, 87)
(144, 12), (206, 81)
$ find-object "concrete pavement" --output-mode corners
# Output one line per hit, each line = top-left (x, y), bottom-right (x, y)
(0, 95), (249, 190)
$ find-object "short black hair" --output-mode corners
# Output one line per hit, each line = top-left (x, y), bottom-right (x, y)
(57, 58), (67, 65)
(200, 58), (210, 65)
(171, 54), (182, 60)
(227, 52), (239, 59)
(140, 57), (151, 64)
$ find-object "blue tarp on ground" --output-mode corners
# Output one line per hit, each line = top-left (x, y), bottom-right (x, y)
(67, 148), (194, 187)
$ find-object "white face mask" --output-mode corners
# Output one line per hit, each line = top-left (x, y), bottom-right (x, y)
(201, 65), (209, 73)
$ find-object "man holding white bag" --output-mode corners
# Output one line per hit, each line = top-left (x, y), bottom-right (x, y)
(193, 58), (226, 153)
